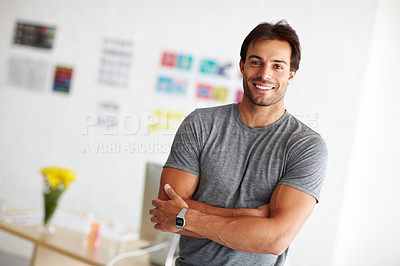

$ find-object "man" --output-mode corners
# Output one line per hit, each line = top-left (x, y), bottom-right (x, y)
(150, 20), (328, 266)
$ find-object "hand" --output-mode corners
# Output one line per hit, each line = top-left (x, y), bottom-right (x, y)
(150, 184), (189, 233)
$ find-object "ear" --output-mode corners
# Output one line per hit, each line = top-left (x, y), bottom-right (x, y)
(239, 60), (244, 74)
(288, 71), (296, 82)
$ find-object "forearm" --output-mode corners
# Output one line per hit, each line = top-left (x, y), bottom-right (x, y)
(185, 199), (269, 218)
(184, 208), (285, 255)
(178, 200), (268, 239)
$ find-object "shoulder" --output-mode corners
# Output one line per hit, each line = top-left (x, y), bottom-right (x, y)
(283, 113), (328, 156)
(176, 104), (235, 138)
(279, 113), (328, 200)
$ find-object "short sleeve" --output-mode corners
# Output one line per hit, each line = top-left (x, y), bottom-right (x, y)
(164, 110), (203, 177)
(279, 135), (328, 203)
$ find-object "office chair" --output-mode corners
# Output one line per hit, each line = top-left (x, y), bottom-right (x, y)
(107, 163), (179, 266)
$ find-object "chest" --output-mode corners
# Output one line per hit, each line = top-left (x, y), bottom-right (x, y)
(194, 126), (288, 208)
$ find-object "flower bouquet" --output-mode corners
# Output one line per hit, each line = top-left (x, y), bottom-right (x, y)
(41, 167), (76, 233)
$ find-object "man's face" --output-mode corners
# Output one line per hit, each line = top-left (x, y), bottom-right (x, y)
(240, 39), (296, 107)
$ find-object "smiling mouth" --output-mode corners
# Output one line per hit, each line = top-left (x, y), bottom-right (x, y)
(254, 83), (275, 91)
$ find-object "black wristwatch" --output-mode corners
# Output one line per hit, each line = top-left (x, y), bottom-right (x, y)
(175, 208), (188, 230)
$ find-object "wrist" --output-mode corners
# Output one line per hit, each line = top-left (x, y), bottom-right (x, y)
(176, 207), (189, 230)
(182, 208), (198, 232)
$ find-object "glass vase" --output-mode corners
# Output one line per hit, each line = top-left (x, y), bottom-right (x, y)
(42, 188), (63, 234)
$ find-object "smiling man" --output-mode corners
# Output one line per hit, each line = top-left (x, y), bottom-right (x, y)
(150, 20), (328, 266)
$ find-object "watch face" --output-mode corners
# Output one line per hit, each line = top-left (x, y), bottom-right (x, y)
(176, 217), (184, 227)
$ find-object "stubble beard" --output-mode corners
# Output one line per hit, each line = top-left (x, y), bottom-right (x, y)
(242, 78), (287, 107)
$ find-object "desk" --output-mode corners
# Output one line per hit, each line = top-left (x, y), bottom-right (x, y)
(0, 210), (152, 266)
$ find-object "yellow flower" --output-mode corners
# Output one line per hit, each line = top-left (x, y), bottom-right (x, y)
(41, 167), (76, 190)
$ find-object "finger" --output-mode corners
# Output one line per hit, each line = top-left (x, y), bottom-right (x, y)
(149, 208), (159, 216)
(150, 216), (158, 223)
(154, 223), (161, 230)
(152, 199), (162, 208)
(164, 184), (179, 200)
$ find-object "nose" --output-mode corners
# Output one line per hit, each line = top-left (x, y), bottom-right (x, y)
(258, 65), (272, 80)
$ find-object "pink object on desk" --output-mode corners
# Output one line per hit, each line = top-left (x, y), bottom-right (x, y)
(88, 221), (102, 247)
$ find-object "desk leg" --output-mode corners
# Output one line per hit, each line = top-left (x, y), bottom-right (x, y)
(30, 243), (38, 266)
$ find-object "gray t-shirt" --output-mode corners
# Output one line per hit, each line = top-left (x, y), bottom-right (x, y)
(165, 103), (328, 266)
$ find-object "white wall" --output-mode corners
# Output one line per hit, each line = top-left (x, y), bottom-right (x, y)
(0, 0), (385, 265)
(331, 0), (400, 265)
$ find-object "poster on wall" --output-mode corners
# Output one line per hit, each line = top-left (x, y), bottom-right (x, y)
(7, 56), (50, 91)
(98, 38), (134, 88)
(52, 66), (73, 94)
(13, 21), (56, 49)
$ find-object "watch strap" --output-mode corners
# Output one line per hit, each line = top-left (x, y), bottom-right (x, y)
(176, 207), (188, 229)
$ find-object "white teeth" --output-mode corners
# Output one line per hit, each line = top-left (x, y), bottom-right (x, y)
(255, 84), (274, 90)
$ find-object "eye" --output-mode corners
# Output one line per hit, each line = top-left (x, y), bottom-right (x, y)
(274, 64), (284, 70)
(250, 61), (262, 66)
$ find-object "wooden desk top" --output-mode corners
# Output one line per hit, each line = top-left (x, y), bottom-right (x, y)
(0, 210), (151, 266)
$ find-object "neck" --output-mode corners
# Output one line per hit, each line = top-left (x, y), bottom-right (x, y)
(238, 99), (285, 128)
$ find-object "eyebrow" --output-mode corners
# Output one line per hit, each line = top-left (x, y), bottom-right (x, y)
(247, 55), (288, 65)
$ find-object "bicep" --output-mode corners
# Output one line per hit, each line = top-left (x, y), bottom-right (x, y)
(269, 184), (316, 247)
(158, 167), (199, 200)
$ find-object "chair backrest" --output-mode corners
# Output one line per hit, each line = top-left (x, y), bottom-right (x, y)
(108, 162), (178, 266)
(140, 162), (163, 242)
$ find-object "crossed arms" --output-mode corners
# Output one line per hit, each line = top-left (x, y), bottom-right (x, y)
(150, 167), (316, 255)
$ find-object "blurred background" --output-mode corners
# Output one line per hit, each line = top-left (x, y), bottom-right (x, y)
(0, 0), (399, 265)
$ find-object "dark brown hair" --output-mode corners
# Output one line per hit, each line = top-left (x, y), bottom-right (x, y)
(240, 20), (301, 71)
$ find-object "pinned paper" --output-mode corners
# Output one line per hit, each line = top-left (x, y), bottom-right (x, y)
(98, 38), (134, 88)
(156, 76), (187, 95)
(53, 66), (73, 93)
(8, 56), (49, 91)
(13, 21), (56, 49)
(97, 100), (120, 130)
(213, 87), (228, 102)
(196, 83), (212, 99)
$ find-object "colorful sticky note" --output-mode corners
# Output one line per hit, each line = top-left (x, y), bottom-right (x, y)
(156, 76), (187, 95)
(214, 87), (228, 102)
(177, 55), (192, 70)
(199, 59), (218, 75)
(161, 52), (178, 67)
(157, 76), (173, 92)
(217, 62), (233, 76)
(149, 109), (186, 133)
(236, 90), (244, 102)
(196, 83), (212, 99)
